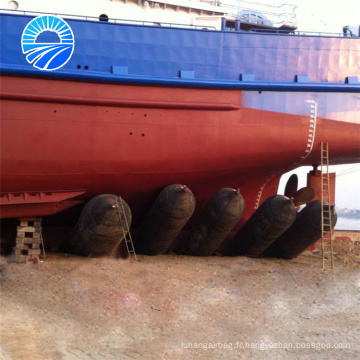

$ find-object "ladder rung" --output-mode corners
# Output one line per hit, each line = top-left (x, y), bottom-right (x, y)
(116, 196), (137, 261)
(320, 143), (334, 269)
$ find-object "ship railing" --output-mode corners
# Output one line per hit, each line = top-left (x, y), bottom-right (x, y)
(248, 28), (360, 38)
(0, 8), (217, 30)
(1, 8), (358, 38)
(201, 0), (297, 28)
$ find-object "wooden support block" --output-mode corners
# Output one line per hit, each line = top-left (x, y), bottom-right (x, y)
(17, 226), (41, 233)
(32, 232), (41, 240)
(15, 218), (43, 261)
(20, 220), (42, 227)
(14, 248), (26, 255)
(15, 254), (28, 263)
(28, 238), (41, 245)
(16, 237), (41, 245)
(14, 247), (41, 256)
(15, 243), (31, 250)
(17, 232), (41, 240)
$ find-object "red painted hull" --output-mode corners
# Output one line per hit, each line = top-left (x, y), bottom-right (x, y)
(1, 76), (359, 220)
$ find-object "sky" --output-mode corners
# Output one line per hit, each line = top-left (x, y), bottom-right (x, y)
(238, 0), (359, 33)
(293, 0), (360, 33)
(273, 0), (360, 210)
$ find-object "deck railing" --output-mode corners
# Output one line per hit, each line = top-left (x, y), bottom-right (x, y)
(201, 0), (297, 27)
(1, 8), (358, 38)
(0, 8), (217, 30)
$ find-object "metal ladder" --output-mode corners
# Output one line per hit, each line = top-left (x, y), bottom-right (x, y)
(115, 196), (137, 262)
(320, 142), (334, 269)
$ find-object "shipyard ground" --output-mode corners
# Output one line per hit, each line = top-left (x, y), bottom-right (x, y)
(0, 252), (359, 360)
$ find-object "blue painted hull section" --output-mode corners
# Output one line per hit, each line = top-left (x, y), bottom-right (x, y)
(1, 13), (359, 92)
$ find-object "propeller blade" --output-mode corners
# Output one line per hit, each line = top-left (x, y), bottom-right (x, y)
(293, 187), (315, 206)
(284, 174), (298, 198)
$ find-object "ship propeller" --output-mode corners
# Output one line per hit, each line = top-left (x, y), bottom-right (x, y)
(292, 187), (315, 207)
(284, 174), (315, 207)
(284, 174), (298, 199)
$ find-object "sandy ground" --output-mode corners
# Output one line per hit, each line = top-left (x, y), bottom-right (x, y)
(0, 252), (359, 360)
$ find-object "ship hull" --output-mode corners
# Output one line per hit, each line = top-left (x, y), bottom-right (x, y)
(1, 76), (359, 220)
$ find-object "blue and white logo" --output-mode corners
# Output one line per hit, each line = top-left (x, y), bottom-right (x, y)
(21, 15), (74, 71)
